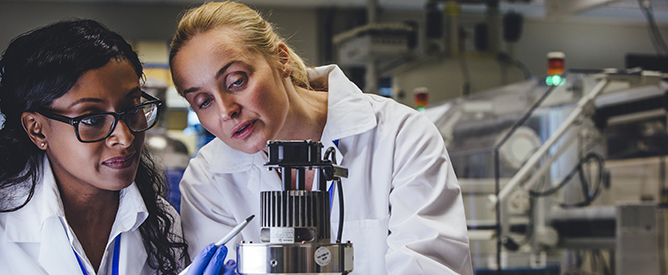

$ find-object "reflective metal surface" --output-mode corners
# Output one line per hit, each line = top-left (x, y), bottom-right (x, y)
(237, 242), (353, 275)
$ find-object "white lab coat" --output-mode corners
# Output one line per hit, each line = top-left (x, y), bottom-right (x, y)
(180, 65), (473, 274)
(0, 156), (182, 275)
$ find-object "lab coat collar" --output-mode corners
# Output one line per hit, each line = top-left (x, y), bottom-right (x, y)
(4, 157), (62, 243)
(2, 157), (83, 275)
(208, 138), (257, 174)
(209, 65), (377, 175)
(4, 156), (149, 274)
(310, 65), (377, 143)
(5, 157), (149, 242)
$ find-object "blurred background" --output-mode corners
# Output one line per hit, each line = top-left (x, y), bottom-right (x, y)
(2, 0), (668, 274)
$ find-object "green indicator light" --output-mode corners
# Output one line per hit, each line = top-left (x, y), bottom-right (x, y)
(557, 75), (566, 86)
(545, 75), (564, 86)
(416, 106), (426, 112)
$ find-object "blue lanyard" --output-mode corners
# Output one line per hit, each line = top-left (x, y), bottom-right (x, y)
(73, 234), (121, 275)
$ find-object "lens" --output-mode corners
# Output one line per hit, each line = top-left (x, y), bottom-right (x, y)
(78, 114), (115, 141)
(75, 102), (159, 142)
(126, 103), (158, 132)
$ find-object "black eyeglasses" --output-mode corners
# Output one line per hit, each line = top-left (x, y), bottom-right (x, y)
(37, 91), (162, 143)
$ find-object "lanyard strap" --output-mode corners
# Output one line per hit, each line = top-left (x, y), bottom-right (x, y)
(72, 234), (121, 275)
(73, 246), (88, 275)
(112, 234), (121, 275)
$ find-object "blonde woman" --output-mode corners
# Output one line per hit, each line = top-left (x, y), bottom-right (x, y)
(169, 2), (473, 274)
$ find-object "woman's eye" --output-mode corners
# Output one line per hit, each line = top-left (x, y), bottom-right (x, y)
(227, 74), (247, 90)
(198, 98), (213, 109)
(80, 114), (109, 128)
(127, 105), (141, 115)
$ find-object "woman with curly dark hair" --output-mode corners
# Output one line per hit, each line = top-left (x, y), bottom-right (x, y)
(0, 19), (228, 275)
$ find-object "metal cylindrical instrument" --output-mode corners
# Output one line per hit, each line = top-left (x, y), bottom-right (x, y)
(237, 140), (353, 275)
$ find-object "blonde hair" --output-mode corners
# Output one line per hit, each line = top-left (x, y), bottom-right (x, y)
(169, 1), (310, 89)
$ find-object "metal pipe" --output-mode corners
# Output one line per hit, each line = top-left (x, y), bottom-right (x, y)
(520, 123), (584, 192)
(367, 0), (378, 24)
(486, 0), (501, 53)
(364, 0), (379, 94)
(493, 78), (610, 205)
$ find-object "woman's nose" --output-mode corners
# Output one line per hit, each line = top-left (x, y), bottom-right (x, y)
(218, 96), (240, 121)
(106, 120), (135, 147)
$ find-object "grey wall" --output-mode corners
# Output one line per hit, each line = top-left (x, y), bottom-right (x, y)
(0, 1), (666, 106)
(516, 18), (660, 75)
(0, 1), (187, 50)
(375, 10), (668, 105)
(0, 1), (319, 67)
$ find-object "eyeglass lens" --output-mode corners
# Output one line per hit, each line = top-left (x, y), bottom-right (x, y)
(77, 103), (158, 141)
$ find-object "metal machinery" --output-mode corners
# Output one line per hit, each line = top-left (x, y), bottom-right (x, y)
(237, 141), (354, 275)
(424, 69), (668, 274)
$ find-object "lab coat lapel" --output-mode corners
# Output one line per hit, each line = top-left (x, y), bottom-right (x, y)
(315, 65), (377, 189)
(119, 231), (148, 275)
(248, 153), (267, 193)
(316, 65), (377, 142)
(0, 242), (50, 275)
(37, 159), (84, 275)
(114, 183), (150, 275)
(4, 158), (82, 275)
(3, 206), (76, 275)
(38, 217), (85, 275)
(207, 138), (260, 192)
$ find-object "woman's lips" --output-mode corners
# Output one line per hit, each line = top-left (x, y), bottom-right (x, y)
(102, 152), (136, 169)
(232, 120), (257, 139)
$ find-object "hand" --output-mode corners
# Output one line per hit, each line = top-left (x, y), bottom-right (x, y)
(187, 243), (237, 275)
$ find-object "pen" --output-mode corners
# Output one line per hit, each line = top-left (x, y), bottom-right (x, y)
(179, 214), (255, 275)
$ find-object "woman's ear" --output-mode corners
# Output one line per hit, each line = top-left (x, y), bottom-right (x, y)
(21, 112), (48, 150)
(276, 43), (292, 79)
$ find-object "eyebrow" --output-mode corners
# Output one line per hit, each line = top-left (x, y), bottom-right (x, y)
(181, 60), (237, 96)
(127, 87), (142, 99)
(67, 87), (142, 109)
(68, 97), (103, 109)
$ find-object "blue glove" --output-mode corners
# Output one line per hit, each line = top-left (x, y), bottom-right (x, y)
(187, 243), (237, 275)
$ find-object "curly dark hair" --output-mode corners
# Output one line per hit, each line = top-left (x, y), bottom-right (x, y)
(0, 19), (188, 274)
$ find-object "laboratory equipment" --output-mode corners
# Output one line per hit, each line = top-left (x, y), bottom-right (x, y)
(425, 68), (668, 274)
(547, 52), (565, 76)
(236, 140), (354, 275)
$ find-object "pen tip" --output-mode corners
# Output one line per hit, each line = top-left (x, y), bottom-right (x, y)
(247, 215), (255, 222)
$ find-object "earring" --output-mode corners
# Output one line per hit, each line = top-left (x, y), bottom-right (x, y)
(40, 142), (45, 147)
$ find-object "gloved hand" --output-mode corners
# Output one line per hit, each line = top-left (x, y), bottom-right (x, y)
(187, 243), (237, 275)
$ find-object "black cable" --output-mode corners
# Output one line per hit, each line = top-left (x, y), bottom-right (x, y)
(562, 152), (605, 208)
(639, 0), (668, 55)
(512, 59), (532, 80)
(510, 204), (534, 248)
(497, 53), (532, 80)
(324, 146), (344, 242)
(529, 152), (605, 208)
(529, 160), (581, 197)
(576, 250), (584, 270)
(336, 179), (344, 242)
(324, 147), (337, 165)
(648, 4), (668, 54)
(458, 55), (471, 96)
